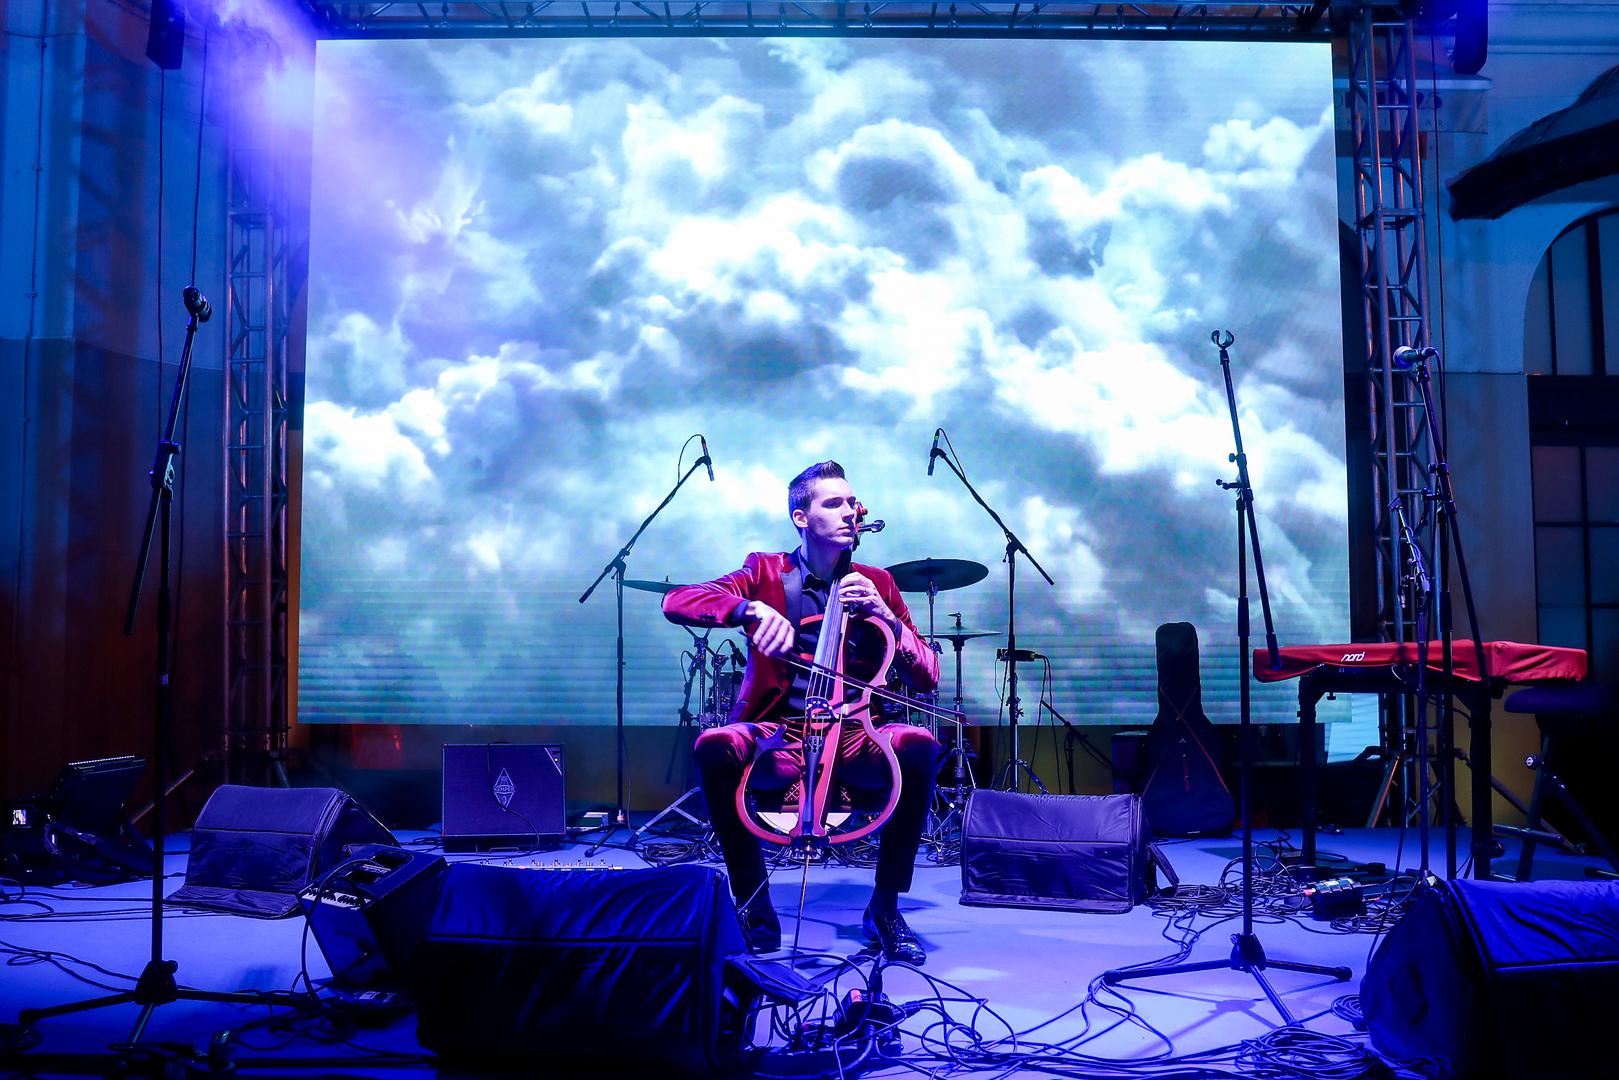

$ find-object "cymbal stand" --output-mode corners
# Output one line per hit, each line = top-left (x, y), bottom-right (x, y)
(1103, 331), (1350, 1025)
(928, 433), (1054, 792)
(926, 615), (977, 849)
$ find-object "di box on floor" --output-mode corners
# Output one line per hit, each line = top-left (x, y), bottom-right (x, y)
(441, 743), (565, 852)
(169, 785), (395, 917)
(959, 790), (1172, 912)
(415, 863), (754, 1075)
(1362, 878), (1619, 1079)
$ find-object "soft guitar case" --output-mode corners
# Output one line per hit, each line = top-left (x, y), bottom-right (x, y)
(1135, 622), (1235, 837)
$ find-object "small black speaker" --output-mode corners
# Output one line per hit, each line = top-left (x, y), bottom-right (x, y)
(300, 845), (447, 989)
(2, 756), (150, 884)
(145, 0), (185, 70)
(170, 785), (395, 917)
(415, 863), (753, 1074)
(441, 744), (565, 853)
(1363, 878), (1619, 1078)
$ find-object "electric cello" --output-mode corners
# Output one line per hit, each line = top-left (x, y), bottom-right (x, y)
(734, 506), (904, 847)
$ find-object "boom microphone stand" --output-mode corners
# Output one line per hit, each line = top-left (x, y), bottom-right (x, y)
(928, 432), (1054, 791)
(1103, 331), (1350, 1025)
(1396, 344), (1490, 878)
(579, 437), (714, 855)
(19, 287), (270, 1041)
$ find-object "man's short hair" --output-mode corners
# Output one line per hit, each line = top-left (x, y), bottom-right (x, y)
(788, 460), (846, 518)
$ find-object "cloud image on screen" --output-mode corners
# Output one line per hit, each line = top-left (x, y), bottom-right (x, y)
(297, 36), (1349, 729)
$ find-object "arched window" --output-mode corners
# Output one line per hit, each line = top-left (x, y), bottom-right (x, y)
(1524, 209), (1619, 375)
(1528, 207), (1619, 679)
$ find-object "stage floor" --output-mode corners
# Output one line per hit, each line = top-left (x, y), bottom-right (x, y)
(0, 826), (1601, 1078)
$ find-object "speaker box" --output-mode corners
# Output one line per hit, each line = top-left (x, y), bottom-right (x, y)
(144, 0), (185, 70)
(1, 756), (150, 884)
(441, 743), (565, 853)
(415, 863), (754, 1074)
(959, 791), (1173, 913)
(1363, 878), (1619, 1078)
(300, 844), (447, 989)
(169, 785), (395, 917)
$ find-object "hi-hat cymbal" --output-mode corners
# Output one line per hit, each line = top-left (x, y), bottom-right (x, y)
(886, 558), (990, 593)
(624, 579), (681, 594)
(933, 628), (1001, 643)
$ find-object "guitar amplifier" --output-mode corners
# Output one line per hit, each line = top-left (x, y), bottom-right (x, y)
(441, 744), (566, 853)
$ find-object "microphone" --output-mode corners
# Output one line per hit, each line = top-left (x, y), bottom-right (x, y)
(1392, 345), (1437, 369)
(996, 648), (1046, 663)
(857, 519), (885, 535)
(699, 435), (714, 482)
(183, 285), (212, 323)
(927, 428), (942, 476)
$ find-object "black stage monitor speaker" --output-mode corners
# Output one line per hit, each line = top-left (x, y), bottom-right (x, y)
(2, 756), (151, 884)
(960, 790), (1174, 913)
(169, 785), (395, 917)
(441, 743), (565, 853)
(1363, 878), (1619, 1079)
(300, 844), (447, 989)
(415, 863), (754, 1075)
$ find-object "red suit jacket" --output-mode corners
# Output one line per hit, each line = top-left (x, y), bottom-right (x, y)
(662, 551), (940, 727)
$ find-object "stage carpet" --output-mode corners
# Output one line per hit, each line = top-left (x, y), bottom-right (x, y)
(1, 826), (1602, 1078)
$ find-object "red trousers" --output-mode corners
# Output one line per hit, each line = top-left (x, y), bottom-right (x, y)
(694, 721), (940, 908)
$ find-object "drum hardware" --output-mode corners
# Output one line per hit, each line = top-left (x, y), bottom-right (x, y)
(883, 556), (992, 727)
(885, 558), (989, 595)
(884, 559), (995, 850)
(633, 597), (744, 843)
(623, 578), (681, 594)
(924, 612), (992, 851)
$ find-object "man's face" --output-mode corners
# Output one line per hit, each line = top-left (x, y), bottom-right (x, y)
(793, 477), (859, 549)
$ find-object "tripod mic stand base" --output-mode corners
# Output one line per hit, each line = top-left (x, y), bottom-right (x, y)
(20, 958), (275, 1044)
(1102, 932), (1351, 1027)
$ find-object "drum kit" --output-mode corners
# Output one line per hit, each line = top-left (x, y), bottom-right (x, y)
(626, 557), (1001, 846)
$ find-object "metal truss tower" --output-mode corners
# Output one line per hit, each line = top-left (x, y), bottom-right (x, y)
(1344, 7), (1438, 829)
(224, 108), (293, 786)
(1345, 7), (1433, 645)
(299, 2), (1330, 39)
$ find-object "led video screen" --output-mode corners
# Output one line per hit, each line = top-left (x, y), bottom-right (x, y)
(299, 36), (1348, 728)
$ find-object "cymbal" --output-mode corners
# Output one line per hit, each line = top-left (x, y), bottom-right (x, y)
(932, 628), (1001, 643)
(624, 579), (680, 594)
(886, 558), (989, 593)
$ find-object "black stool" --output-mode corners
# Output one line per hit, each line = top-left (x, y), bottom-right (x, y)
(1499, 683), (1619, 882)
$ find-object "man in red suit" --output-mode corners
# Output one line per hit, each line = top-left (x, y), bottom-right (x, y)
(662, 460), (941, 962)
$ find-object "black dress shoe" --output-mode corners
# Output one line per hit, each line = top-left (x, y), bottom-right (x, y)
(738, 902), (782, 953)
(862, 905), (925, 966)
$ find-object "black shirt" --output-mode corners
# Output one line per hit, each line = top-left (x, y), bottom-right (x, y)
(785, 554), (831, 719)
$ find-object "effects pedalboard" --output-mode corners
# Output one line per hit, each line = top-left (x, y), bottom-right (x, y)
(1299, 877), (1367, 920)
